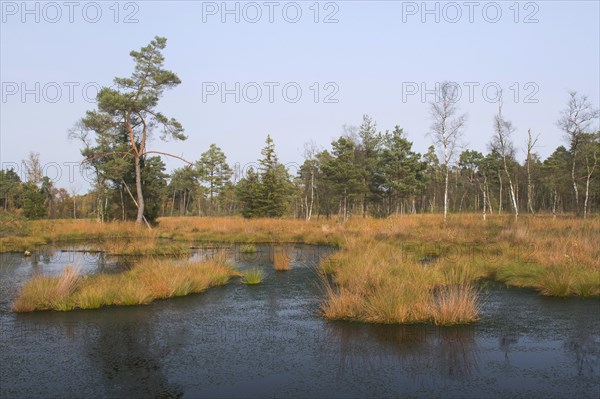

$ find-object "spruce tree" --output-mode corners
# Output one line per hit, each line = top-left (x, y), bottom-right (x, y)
(322, 136), (362, 220)
(197, 144), (232, 215)
(379, 126), (427, 214)
(257, 135), (292, 217)
(357, 115), (382, 215)
(22, 182), (46, 219)
(236, 167), (262, 218)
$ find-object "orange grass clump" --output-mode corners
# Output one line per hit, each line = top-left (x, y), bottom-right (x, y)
(431, 283), (480, 325)
(13, 258), (237, 312)
(273, 247), (292, 271)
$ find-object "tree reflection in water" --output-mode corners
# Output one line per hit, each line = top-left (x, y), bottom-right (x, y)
(84, 310), (184, 399)
(563, 317), (599, 377)
(498, 329), (519, 371)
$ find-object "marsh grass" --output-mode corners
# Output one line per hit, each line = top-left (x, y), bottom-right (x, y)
(0, 219), (153, 253)
(241, 268), (264, 284)
(240, 243), (258, 253)
(12, 266), (82, 312)
(0, 236), (47, 253)
(273, 248), (292, 271)
(13, 258), (237, 312)
(321, 284), (364, 320)
(92, 239), (190, 256)
(6, 214), (600, 322)
(319, 254), (340, 275)
(432, 283), (480, 325)
(320, 239), (441, 324)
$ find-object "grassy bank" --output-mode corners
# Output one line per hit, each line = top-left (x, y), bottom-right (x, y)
(0, 219), (155, 253)
(6, 214), (600, 323)
(13, 257), (238, 312)
(163, 214), (599, 299)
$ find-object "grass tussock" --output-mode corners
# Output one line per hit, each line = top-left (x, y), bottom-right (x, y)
(12, 266), (82, 312)
(321, 285), (364, 320)
(241, 268), (264, 285)
(240, 243), (258, 253)
(13, 258), (237, 312)
(319, 239), (479, 325)
(273, 248), (292, 271)
(431, 283), (480, 325)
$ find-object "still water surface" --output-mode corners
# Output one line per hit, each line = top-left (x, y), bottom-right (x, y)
(1, 245), (598, 398)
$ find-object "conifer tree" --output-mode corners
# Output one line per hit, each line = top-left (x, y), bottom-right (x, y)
(197, 144), (232, 215)
(236, 167), (262, 218)
(257, 135), (293, 217)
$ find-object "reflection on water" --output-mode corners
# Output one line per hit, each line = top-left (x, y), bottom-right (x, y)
(0, 245), (599, 398)
(563, 317), (600, 377)
(86, 312), (183, 399)
(498, 329), (519, 372)
(321, 323), (478, 384)
(436, 327), (478, 379)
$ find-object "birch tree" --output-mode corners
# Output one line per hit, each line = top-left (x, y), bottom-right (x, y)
(525, 129), (540, 214)
(429, 82), (467, 223)
(580, 132), (600, 218)
(301, 141), (320, 221)
(557, 92), (599, 216)
(490, 101), (519, 220)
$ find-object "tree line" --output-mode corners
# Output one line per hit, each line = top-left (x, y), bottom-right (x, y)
(2, 104), (598, 222)
(1, 37), (598, 222)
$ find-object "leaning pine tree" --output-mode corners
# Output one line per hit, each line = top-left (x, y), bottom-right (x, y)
(78, 36), (187, 226)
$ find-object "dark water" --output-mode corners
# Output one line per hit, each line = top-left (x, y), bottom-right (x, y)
(1, 245), (599, 399)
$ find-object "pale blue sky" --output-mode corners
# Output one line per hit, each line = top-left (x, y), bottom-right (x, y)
(1, 1), (599, 191)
